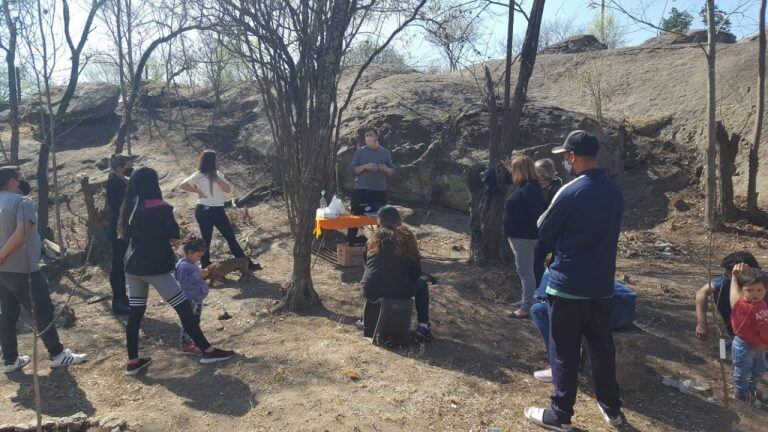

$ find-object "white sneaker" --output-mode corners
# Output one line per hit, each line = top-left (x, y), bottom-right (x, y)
(597, 402), (623, 426)
(4, 355), (30, 373)
(533, 367), (553, 383)
(49, 349), (88, 368)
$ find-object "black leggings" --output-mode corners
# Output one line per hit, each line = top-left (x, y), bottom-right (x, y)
(109, 233), (129, 304)
(126, 300), (211, 360)
(195, 205), (247, 268)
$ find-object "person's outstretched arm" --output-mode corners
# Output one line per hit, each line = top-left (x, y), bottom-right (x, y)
(730, 263), (748, 308)
(695, 283), (714, 340)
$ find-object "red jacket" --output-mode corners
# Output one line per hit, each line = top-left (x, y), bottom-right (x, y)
(731, 298), (768, 349)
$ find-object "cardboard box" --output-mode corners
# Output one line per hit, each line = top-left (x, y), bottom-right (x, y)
(337, 244), (365, 267)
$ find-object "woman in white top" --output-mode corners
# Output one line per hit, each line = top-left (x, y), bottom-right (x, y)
(178, 150), (260, 270)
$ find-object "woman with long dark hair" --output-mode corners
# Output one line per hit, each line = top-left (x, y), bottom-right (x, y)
(178, 150), (259, 270)
(119, 167), (234, 375)
(361, 206), (433, 340)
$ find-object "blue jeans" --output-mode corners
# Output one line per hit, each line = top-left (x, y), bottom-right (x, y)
(530, 300), (550, 351)
(508, 238), (538, 309)
(732, 336), (768, 393)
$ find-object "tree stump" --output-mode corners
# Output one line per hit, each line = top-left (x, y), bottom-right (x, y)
(80, 175), (110, 264)
(582, 325), (649, 390)
(613, 325), (649, 389)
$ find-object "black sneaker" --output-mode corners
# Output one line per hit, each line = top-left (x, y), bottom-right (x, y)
(248, 261), (263, 271)
(126, 357), (152, 376)
(200, 348), (235, 364)
(416, 323), (434, 341)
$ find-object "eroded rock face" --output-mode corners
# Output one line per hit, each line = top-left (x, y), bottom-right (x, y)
(641, 29), (737, 46)
(540, 34), (607, 54)
(21, 82), (120, 125)
(336, 102), (626, 211)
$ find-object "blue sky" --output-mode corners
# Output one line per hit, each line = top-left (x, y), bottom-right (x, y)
(401, 0), (763, 68)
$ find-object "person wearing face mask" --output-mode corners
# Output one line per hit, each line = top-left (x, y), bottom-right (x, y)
(106, 154), (134, 315)
(0, 166), (89, 373)
(347, 127), (395, 246)
(525, 131), (624, 431)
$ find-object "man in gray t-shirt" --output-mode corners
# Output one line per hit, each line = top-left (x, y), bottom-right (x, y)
(0, 166), (87, 373)
(347, 127), (395, 245)
(0, 190), (41, 273)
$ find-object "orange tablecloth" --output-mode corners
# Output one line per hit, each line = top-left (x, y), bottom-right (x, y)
(314, 214), (378, 238)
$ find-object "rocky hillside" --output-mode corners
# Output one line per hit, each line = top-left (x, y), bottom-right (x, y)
(2, 33), (765, 212)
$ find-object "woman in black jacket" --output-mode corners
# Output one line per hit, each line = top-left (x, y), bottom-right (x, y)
(501, 155), (545, 319)
(118, 167), (234, 375)
(361, 206), (432, 340)
(105, 154), (133, 315)
(533, 158), (563, 288)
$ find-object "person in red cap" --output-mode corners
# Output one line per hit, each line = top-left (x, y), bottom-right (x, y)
(525, 130), (624, 431)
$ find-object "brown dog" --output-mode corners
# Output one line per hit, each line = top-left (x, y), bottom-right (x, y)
(204, 257), (254, 285)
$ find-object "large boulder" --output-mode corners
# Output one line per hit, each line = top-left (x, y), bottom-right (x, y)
(642, 29), (737, 46)
(541, 34), (607, 54)
(336, 101), (626, 211)
(21, 82), (120, 125)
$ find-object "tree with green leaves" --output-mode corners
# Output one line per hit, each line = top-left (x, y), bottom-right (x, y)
(699, 3), (731, 32)
(661, 7), (693, 32)
(587, 10), (625, 48)
(344, 39), (409, 67)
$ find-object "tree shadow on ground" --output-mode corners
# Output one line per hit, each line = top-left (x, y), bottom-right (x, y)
(228, 276), (284, 301)
(136, 361), (257, 416)
(7, 368), (95, 417)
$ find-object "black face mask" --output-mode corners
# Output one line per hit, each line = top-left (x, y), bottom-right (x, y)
(123, 167), (134, 177)
(19, 180), (31, 196)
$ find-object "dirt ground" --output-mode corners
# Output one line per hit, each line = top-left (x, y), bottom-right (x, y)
(2, 121), (768, 431)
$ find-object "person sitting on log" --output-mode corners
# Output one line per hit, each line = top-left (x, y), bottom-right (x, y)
(695, 251), (764, 343)
(361, 206), (433, 341)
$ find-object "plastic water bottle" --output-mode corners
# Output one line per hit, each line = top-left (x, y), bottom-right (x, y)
(319, 190), (327, 209)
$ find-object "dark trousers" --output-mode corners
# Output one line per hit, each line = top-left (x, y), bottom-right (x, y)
(412, 279), (430, 324)
(548, 295), (621, 424)
(347, 189), (387, 245)
(0, 271), (64, 364)
(533, 240), (550, 289)
(127, 300), (211, 360)
(108, 229), (129, 304)
(195, 205), (247, 268)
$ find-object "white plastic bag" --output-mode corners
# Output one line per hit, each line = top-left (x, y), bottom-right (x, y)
(328, 196), (348, 215)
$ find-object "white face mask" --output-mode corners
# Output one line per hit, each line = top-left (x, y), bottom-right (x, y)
(562, 158), (573, 175)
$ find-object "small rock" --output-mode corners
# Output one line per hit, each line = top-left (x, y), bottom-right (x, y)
(451, 245), (465, 252)
(86, 293), (110, 305)
(673, 199), (691, 212)
(101, 418), (127, 430)
(218, 310), (232, 320)
(95, 157), (110, 170)
(63, 248), (87, 268)
(57, 305), (77, 329)
(216, 324), (225, 331)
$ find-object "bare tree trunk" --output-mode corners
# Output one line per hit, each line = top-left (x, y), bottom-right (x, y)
(716, 121), (739, 221)
(1, 0), (20, 165)
(705, 0), (719, 229)
(467, 0), (546, 265)
(81, 176), (110, 264)
(747, 0), (766, 217)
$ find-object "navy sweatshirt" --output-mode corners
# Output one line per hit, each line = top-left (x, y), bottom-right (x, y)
(537, 169), (623, 298)
(503, 180), (545, 239)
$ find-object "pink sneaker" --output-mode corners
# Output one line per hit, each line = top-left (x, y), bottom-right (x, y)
(534, 367), (553, 383)
(180, 342), (202, 355)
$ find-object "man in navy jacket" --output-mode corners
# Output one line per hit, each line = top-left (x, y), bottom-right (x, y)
(525, 131), (624, 431)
